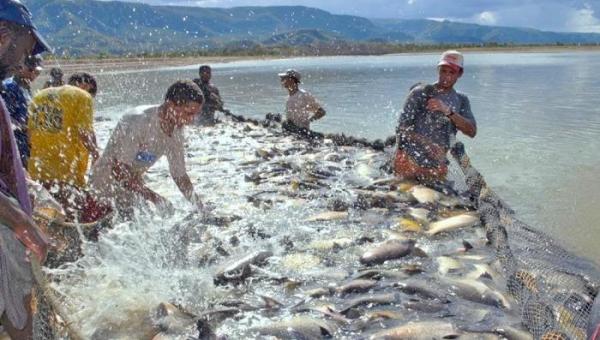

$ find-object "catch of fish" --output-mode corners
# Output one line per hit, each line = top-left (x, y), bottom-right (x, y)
(48, 117), (599, 340)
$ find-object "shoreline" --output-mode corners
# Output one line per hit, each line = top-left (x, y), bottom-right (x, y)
(43, 45), (600, 74)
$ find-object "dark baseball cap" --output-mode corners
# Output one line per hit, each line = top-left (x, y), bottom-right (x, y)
(0, 0), (52, 55)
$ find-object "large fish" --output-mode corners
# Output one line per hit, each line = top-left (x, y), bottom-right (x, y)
(339, 293), (399, 314)
(251, 316), (336, 339)
(360, 239), (416, 266)
(426, 214), (480, 236)
(369, 320), (460, 340)
(443, 277), (511, 309)
(214, 250), (273, 284)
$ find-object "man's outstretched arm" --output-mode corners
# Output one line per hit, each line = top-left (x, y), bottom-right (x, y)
(174, 174), (203, 210)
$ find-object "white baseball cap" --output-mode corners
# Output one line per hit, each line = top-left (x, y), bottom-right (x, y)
(438, 50), (464, 72)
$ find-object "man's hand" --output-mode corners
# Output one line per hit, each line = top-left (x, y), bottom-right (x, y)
(426, 98), (452, 116)
(13, 209), (49, 263)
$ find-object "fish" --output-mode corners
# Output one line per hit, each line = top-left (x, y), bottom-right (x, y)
(251, 316), (336, 339)
(394, 279), (449, 302)
(339, 293), (399, 314)
(369, 320), (459, 340)
(154, 303), (196, 333)
(403, 299), (447, 313)
(426, 213), (480, 236)
(408, 207), (430, 223)
(335, 279), (378, 295)
(214, 250), (272, 284)
(436, 256), (463, 275)
(396, 218), (422, 233)
(303, 287), (335, 298)
(305, 211), (348, 222)
(494, 326), (534, 340)
(443, 277), (511, 309)
(308, 238), (353, 251)
(360, 239), (416, 266)
(409, 185), (442, 204)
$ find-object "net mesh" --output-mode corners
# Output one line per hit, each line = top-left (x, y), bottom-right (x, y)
(450, 141), (599, 340)
(25, 121), (600, 340)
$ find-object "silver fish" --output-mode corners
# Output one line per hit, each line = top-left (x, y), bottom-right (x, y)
(214, 250), (273, 284)
(369, 320), (459, 340)
(360, 239), (416, 266)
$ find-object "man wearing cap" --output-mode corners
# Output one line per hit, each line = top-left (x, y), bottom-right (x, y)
(28, 72), (101, 221)
(394, 50), (477, 182)
(193, 65), (223, 126)
(1, 54), (43, 166)
(279, 69), (326, 131)
(0, 0), (52, 338)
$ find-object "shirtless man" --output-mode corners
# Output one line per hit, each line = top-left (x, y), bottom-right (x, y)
(90, 80), (205, 216)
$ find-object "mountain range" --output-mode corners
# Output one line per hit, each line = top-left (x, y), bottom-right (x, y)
(23, 0), (600, 56)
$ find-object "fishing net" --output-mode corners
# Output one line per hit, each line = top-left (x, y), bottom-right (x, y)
(450, 141), (599, 340)
(24, 116), (599, 339)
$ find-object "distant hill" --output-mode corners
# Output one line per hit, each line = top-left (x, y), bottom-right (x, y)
(373, 19), (600, 44)
(22, 0), (600, 56)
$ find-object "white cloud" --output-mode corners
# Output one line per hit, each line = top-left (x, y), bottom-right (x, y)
(407, 0), (416, 5)
(475, 11), (497, 25)
(566, 6), (600, 33)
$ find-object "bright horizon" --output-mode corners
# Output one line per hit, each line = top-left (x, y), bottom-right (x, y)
(96, 0), (600, 33)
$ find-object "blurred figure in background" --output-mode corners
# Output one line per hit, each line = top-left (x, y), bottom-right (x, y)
(279, 69), (326, 132)
(0, 0), (52, 338)
(43, 66), (64, 88)
(193, 65), (222, 126)
(1, 54), (43, 166)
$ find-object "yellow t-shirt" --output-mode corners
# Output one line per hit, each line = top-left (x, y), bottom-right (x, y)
(27, 85), (93, 188)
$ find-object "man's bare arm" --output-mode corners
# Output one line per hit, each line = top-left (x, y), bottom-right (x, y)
(426, 98), (476, 138)
(80, 129), (100, 162)
(174, 174), (203, 208)
(110, 160), (167, 205)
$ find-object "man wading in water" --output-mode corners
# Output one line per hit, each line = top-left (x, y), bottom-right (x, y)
(90, 80), (206, 217)
(394, 50), (477, 182)
(279, 69), (326, 136)
(0, 0), (52, 338)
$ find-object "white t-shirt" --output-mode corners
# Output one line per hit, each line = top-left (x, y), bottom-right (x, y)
(285, 89), (322, 129)
(90, 107), (186, 198)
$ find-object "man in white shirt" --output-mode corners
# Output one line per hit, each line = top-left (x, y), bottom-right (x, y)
(279, 69), (326, 130)
(90, 80), (204, 216)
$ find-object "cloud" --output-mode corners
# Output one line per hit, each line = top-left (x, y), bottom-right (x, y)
(97, 0), (600, 33)
(475, 11), (497, 25)
(566, 6), (600, 33)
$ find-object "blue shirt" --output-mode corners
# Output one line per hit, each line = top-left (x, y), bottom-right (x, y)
(1, 78), (32, 166)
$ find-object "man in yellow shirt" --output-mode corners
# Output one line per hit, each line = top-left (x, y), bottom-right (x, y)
(28, 72), (100, 219)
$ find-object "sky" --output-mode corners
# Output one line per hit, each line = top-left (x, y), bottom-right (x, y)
(102, 0), (600, 33)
